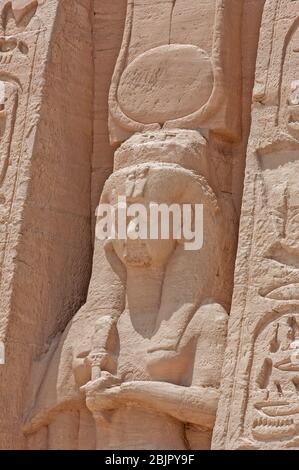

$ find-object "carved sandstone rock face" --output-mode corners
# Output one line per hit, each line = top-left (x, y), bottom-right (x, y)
(109, 0), (242, 143)
(213, 0), (299, 451)
(9, 1), (39, 23)
(23, 126), (235, 450)
(104, 163), (218, 268)
(248, 314), (299, 443)
(3, 0), (298, 452)
(117, 44), (213, 124)
(280, 17), (299, 138)
(19, 0), (245, 451)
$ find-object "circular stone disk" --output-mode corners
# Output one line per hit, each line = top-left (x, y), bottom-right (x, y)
(117, 44), (214, 125)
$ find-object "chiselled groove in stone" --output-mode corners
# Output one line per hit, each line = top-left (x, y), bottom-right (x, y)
(0, 0), (277, 451)
(169, 0), (177, 43)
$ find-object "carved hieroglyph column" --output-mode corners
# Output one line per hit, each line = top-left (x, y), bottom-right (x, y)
(213, 0), (299, 450)
(0, 0), (46, 327)
(0, 0), (93, 448)
(0, 0), (55, 447)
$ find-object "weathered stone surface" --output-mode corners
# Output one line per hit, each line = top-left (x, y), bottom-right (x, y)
(1, 0), (294, 451)
(0, 0), (93, 449)
(213, 0), (299, 450)
(22, 0), (251, 450)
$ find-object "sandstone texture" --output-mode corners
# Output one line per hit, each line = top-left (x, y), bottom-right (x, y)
(0, 0), (297, 451)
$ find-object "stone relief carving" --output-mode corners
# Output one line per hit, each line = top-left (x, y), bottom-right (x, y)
(244, 145), (299, 448)
(0, 0), (42, 184)
(247, 313), (299, 444)
(23, 0), (243, 449)
(0, 0), (295, 452)
(1, 0), (39, 30)
(277, 16), (299, 138)
(24, 128), (238, 450)
(109, 0), (242, 144)
(213, 0), (299, 450)
(0, 1), (38, 200)
(116, 44), (214, 126)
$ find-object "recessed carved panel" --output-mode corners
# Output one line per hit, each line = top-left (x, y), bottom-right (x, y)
(245, 313), (299, 445)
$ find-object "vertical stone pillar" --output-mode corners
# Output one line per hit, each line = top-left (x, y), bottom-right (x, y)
(213, 0), (299, 450)
(0, 0), (93, 448)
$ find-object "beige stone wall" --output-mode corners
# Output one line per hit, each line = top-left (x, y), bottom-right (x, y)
(213, 0), (299, 450)
(1, 0), (296, 451)
(0, 0), (93, 449)
(92, 0), (127, 233)
(21, 1), (267, 450)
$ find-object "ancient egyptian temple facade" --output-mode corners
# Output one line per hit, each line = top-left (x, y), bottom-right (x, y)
(0, 0), (298, 450)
